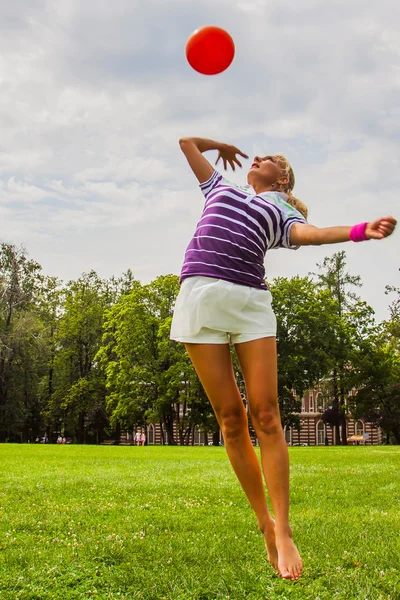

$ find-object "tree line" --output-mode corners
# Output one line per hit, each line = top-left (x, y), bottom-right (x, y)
(0, 242), (399, 445)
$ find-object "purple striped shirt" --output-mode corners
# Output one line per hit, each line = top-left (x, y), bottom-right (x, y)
(180, 171), (307, 289)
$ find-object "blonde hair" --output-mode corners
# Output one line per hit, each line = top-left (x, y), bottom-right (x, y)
(273, 154), (308, 220)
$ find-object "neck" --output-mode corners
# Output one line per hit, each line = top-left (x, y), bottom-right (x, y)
(252, 183), (278, 195)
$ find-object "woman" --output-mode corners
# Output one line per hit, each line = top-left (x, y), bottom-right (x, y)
(170, 137), (396, 580)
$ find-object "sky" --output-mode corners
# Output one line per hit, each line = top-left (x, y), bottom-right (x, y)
(0, 0), (399, 322)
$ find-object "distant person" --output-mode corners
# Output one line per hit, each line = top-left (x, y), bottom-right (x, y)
(135, 431), (141, 446)
(62, 437), (66, 444)
(171, 136), (397, 581)
(141, 432), (146, 446)
(57, 435), (62, 444)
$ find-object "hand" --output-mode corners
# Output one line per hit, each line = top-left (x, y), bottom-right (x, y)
(215, 144), (249, 172)
(365, 216), (397, 240)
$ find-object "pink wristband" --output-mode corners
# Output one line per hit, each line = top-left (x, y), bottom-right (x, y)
(350, 222), (369, 242)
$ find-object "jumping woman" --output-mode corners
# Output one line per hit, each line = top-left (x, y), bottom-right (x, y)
(170, 137), (396, 580)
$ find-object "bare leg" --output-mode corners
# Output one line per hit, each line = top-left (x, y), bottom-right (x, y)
(185, 343), (279, 573)
(235, 337), (303, 581)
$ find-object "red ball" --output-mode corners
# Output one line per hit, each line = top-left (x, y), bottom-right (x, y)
(186, 26), (235, 75)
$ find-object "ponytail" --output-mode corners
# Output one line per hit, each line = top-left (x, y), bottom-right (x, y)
(273, 153), (309, 220)
(286, 190), (308, 220)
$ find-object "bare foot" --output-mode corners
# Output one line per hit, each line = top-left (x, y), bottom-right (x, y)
(275, 531), (303, 581)
(259, 518), (279, 574)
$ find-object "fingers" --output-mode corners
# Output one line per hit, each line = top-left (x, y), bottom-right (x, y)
(378, 217), (396, 227)
(381, 226), (394, 236)
(378, 217), (396, 229)
(235, 148), (249, 159)
(382, 216), (397, 226)
(367, 216), (397, 239)
(377, 217), (397, 237)
(218, 156), (240, 172)
(376, 224), (392, 236)
(215, 147), (249, 171)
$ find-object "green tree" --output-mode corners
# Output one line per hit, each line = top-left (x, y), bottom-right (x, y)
(99, 276), (177, 443)
(158, 318), (216, 445)
(312, 251), (375, 444)
(0, 243), (44, 442)
(352, 286), (400, 443)
(353, 329), (400, 443)
(385, 285), (400, 339)
(35, 276), (64, 441)
(48, 271), (110, 443)
(98, 275), (215, 445)
(269, 275), (338, 429)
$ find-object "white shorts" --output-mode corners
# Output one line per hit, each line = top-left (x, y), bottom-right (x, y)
(170, 276), (277, 345)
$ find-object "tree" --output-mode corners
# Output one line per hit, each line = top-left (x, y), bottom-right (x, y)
(353, 330), (400, 443)
(312, 251), (375, 444)
(0, 243), (44, 442)
(98, 275), (216, 445)
(99, 276), (175, 443)
(385, 285), (400, 339)
(269, 275), (338, 429)
(352, 286), (400, 444)
(47, 271), (109, 443)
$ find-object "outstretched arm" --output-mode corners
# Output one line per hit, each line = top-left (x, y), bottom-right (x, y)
(290, 217), (397, 246)
(179, 137), (248, 184)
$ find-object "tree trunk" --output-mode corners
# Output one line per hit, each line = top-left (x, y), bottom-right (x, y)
(0, 364), (10, 442)
(48, 328), (55, 398)
(213, 425), (220, 446)
(115, 421), (121, 444)
(332, 369), (341, 445)
(178, 427), (184, 446)
(339, 379), (348, 445)
(392, 427), (400, 445)
(191, 426), (195, 445)
(77, 412), (85, 444)
(164, 414), (176, 445)
(175, 402), (181, 443)
(159, 419), (165, 445)
(341, 413), (348, 445)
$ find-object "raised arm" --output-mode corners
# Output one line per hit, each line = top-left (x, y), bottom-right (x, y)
(290, 217), (397, 246)
(179, 137), (248, 184)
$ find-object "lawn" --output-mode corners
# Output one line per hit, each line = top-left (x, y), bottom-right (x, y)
(0, 445), (399, 600)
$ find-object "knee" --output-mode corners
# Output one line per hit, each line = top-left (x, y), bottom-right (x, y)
(219, 408), (248, 442)
(250, 403), (281, 436)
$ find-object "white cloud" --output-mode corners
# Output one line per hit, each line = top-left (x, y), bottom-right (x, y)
(0, 0), (399, 321)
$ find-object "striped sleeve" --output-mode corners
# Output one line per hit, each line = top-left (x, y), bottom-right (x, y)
(199, 171), (237, 201)
(280, 207), (308, 250)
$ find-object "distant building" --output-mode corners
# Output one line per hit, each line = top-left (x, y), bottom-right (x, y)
(119, 387), (381, 446)
(284, 388), (381, 446)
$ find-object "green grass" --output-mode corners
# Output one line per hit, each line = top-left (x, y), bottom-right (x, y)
(0, 445), (400, 600)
